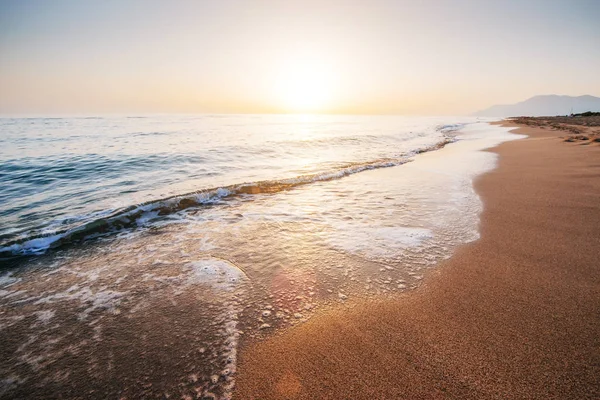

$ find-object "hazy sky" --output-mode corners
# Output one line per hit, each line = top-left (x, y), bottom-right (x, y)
(1, 0), (599, 115)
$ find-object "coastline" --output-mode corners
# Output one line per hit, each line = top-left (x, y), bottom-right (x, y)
(234, 122), (600, 399)
(0, 119), (517, 399)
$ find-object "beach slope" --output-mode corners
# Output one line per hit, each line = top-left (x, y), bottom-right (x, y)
(234, 122), (600, 399)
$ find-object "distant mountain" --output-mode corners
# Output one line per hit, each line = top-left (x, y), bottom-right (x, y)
(473, 95), (600, 117)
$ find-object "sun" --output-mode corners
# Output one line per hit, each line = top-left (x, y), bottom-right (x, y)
(275, 58), (334, 113)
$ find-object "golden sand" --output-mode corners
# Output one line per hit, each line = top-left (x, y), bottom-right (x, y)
(234, 122), (600, 399)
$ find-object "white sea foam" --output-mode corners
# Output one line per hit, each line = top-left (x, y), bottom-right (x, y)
(2, 235), (63, 255)
(187, 259), (248, 291)
(327, 226), (433, 257)
(33, 286), (125, 320)
(0, 272), (19, 288)
(33, 310), (55, 325)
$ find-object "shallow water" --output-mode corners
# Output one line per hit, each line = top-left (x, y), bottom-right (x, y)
(0, 117), (522, 399)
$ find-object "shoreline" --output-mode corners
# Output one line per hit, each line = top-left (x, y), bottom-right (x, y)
(234, 122), (600, 399)
(0, 120), (521, 399)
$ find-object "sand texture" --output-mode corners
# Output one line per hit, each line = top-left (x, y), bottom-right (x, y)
(234, 123), (600, 399)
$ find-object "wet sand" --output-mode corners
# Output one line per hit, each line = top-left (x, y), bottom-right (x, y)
(234, 122), (600, 399)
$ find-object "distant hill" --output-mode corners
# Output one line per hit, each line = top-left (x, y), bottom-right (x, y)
(473, 95), (600, 117)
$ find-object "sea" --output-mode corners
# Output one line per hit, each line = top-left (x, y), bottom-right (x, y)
(0, 115), (520, 399)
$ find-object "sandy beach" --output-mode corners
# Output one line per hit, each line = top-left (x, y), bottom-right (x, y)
(234, 122), (600, 399)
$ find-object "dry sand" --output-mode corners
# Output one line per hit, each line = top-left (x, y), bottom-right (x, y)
(234, 122), (600, 399)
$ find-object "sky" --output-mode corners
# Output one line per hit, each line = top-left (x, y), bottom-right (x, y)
(1, 0), (599, 115)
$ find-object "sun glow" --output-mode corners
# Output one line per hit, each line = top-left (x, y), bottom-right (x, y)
(275, 58), (335, 113)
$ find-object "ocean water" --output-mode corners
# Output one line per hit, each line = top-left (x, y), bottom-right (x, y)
(0, 115), (520, 399)
(0, 114), (468, 259)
